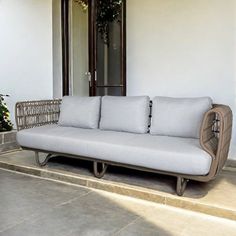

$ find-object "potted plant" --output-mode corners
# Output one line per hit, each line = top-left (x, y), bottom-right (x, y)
(0, 94), (13, 132)
(0, 94), (20, 154)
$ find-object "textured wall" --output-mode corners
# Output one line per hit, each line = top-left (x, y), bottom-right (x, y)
(127, 0), (236, 159)
(0, 0), (53, 125)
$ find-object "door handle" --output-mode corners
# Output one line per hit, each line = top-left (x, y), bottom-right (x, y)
(85, 72), (91, 86)
(94, 70), (97, 82)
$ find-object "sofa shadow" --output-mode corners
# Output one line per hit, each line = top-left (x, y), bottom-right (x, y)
(48, 156), (211, 199)
(0, 168), (173, 236)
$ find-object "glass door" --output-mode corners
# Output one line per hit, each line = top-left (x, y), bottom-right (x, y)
(92, 0), (126, 96)
(62, 0), (126, 96)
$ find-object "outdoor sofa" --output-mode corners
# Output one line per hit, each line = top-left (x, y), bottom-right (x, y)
(15, 96), (232, 196)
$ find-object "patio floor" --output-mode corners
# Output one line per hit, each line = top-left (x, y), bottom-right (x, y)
(1, 168), (236, 236)
(0, 150), (236, 221)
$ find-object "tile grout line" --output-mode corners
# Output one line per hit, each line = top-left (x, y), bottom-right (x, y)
(0, 191), (92, 234)
(0, 166), (92, 191)
(112, 216), (141, 235)
(56, 190), (92, 207)
(0, 207), (54, 234)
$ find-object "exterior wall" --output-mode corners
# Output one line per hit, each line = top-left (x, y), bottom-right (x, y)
(127, 0), (236, 160)
(0, 0), (53, 125)
(1, 0), (235, 160)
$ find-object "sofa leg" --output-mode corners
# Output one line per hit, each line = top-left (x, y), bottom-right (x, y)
(35, 152), (52, 167)
(93, 162), (108, 178)
(176, 177), (188, 196)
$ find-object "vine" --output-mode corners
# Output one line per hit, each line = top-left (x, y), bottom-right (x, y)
(96, 0), (123, 45)
(73, 0), (123, 45)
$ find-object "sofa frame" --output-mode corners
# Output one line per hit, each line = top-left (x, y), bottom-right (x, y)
(15, 99), (232, 196)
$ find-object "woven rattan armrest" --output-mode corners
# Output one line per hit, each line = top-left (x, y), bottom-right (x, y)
(15, 99), (62, 131)
(200, 104), (233, 181)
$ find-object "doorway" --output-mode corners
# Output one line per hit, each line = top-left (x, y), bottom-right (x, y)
(61, 0), (126, 96)
(69, 0), (89, 96)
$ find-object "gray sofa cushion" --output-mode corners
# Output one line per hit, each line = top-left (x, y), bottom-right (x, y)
(17, 125), (212, 175)
(100, 96), (150, 134)
(58, 96), (101, 129)
(150, 96), (212, 138)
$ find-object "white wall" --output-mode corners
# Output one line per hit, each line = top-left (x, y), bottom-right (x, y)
(3, 0), (235, 159)
(127, 0), (236, 160)
(0, 0), (53, 125)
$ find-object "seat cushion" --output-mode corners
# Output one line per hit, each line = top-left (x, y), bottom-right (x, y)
(100, 96), (150, 134)
(58, 96), (101, 129)
(17, 125), (212, 175)
(150, 96), (212, 138)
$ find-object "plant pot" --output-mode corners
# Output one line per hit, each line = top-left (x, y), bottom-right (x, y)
(0, 130), (21, 154)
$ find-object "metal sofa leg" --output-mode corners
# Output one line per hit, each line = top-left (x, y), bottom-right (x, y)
(176, 177), (189, 196)
(35, 152), (52, 167)
(93, 161), (108, 178)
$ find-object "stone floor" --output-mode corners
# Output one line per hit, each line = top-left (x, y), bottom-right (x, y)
(0, 150), (236, 221)
(0, 168), (236, 236)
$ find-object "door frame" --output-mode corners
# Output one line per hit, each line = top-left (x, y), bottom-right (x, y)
(61, 0), (69, 96)
(61, 0), (126, 96)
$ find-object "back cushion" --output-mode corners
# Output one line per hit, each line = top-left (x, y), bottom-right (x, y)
(150, 96), (212, 138)
(58, 96), (101, 129)
(100, 96), (150, 134)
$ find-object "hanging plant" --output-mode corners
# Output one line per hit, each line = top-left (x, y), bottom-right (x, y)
(73, 0), (88, 11)
(0, 94), (13, 132)
(96, 0), (123, 45)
